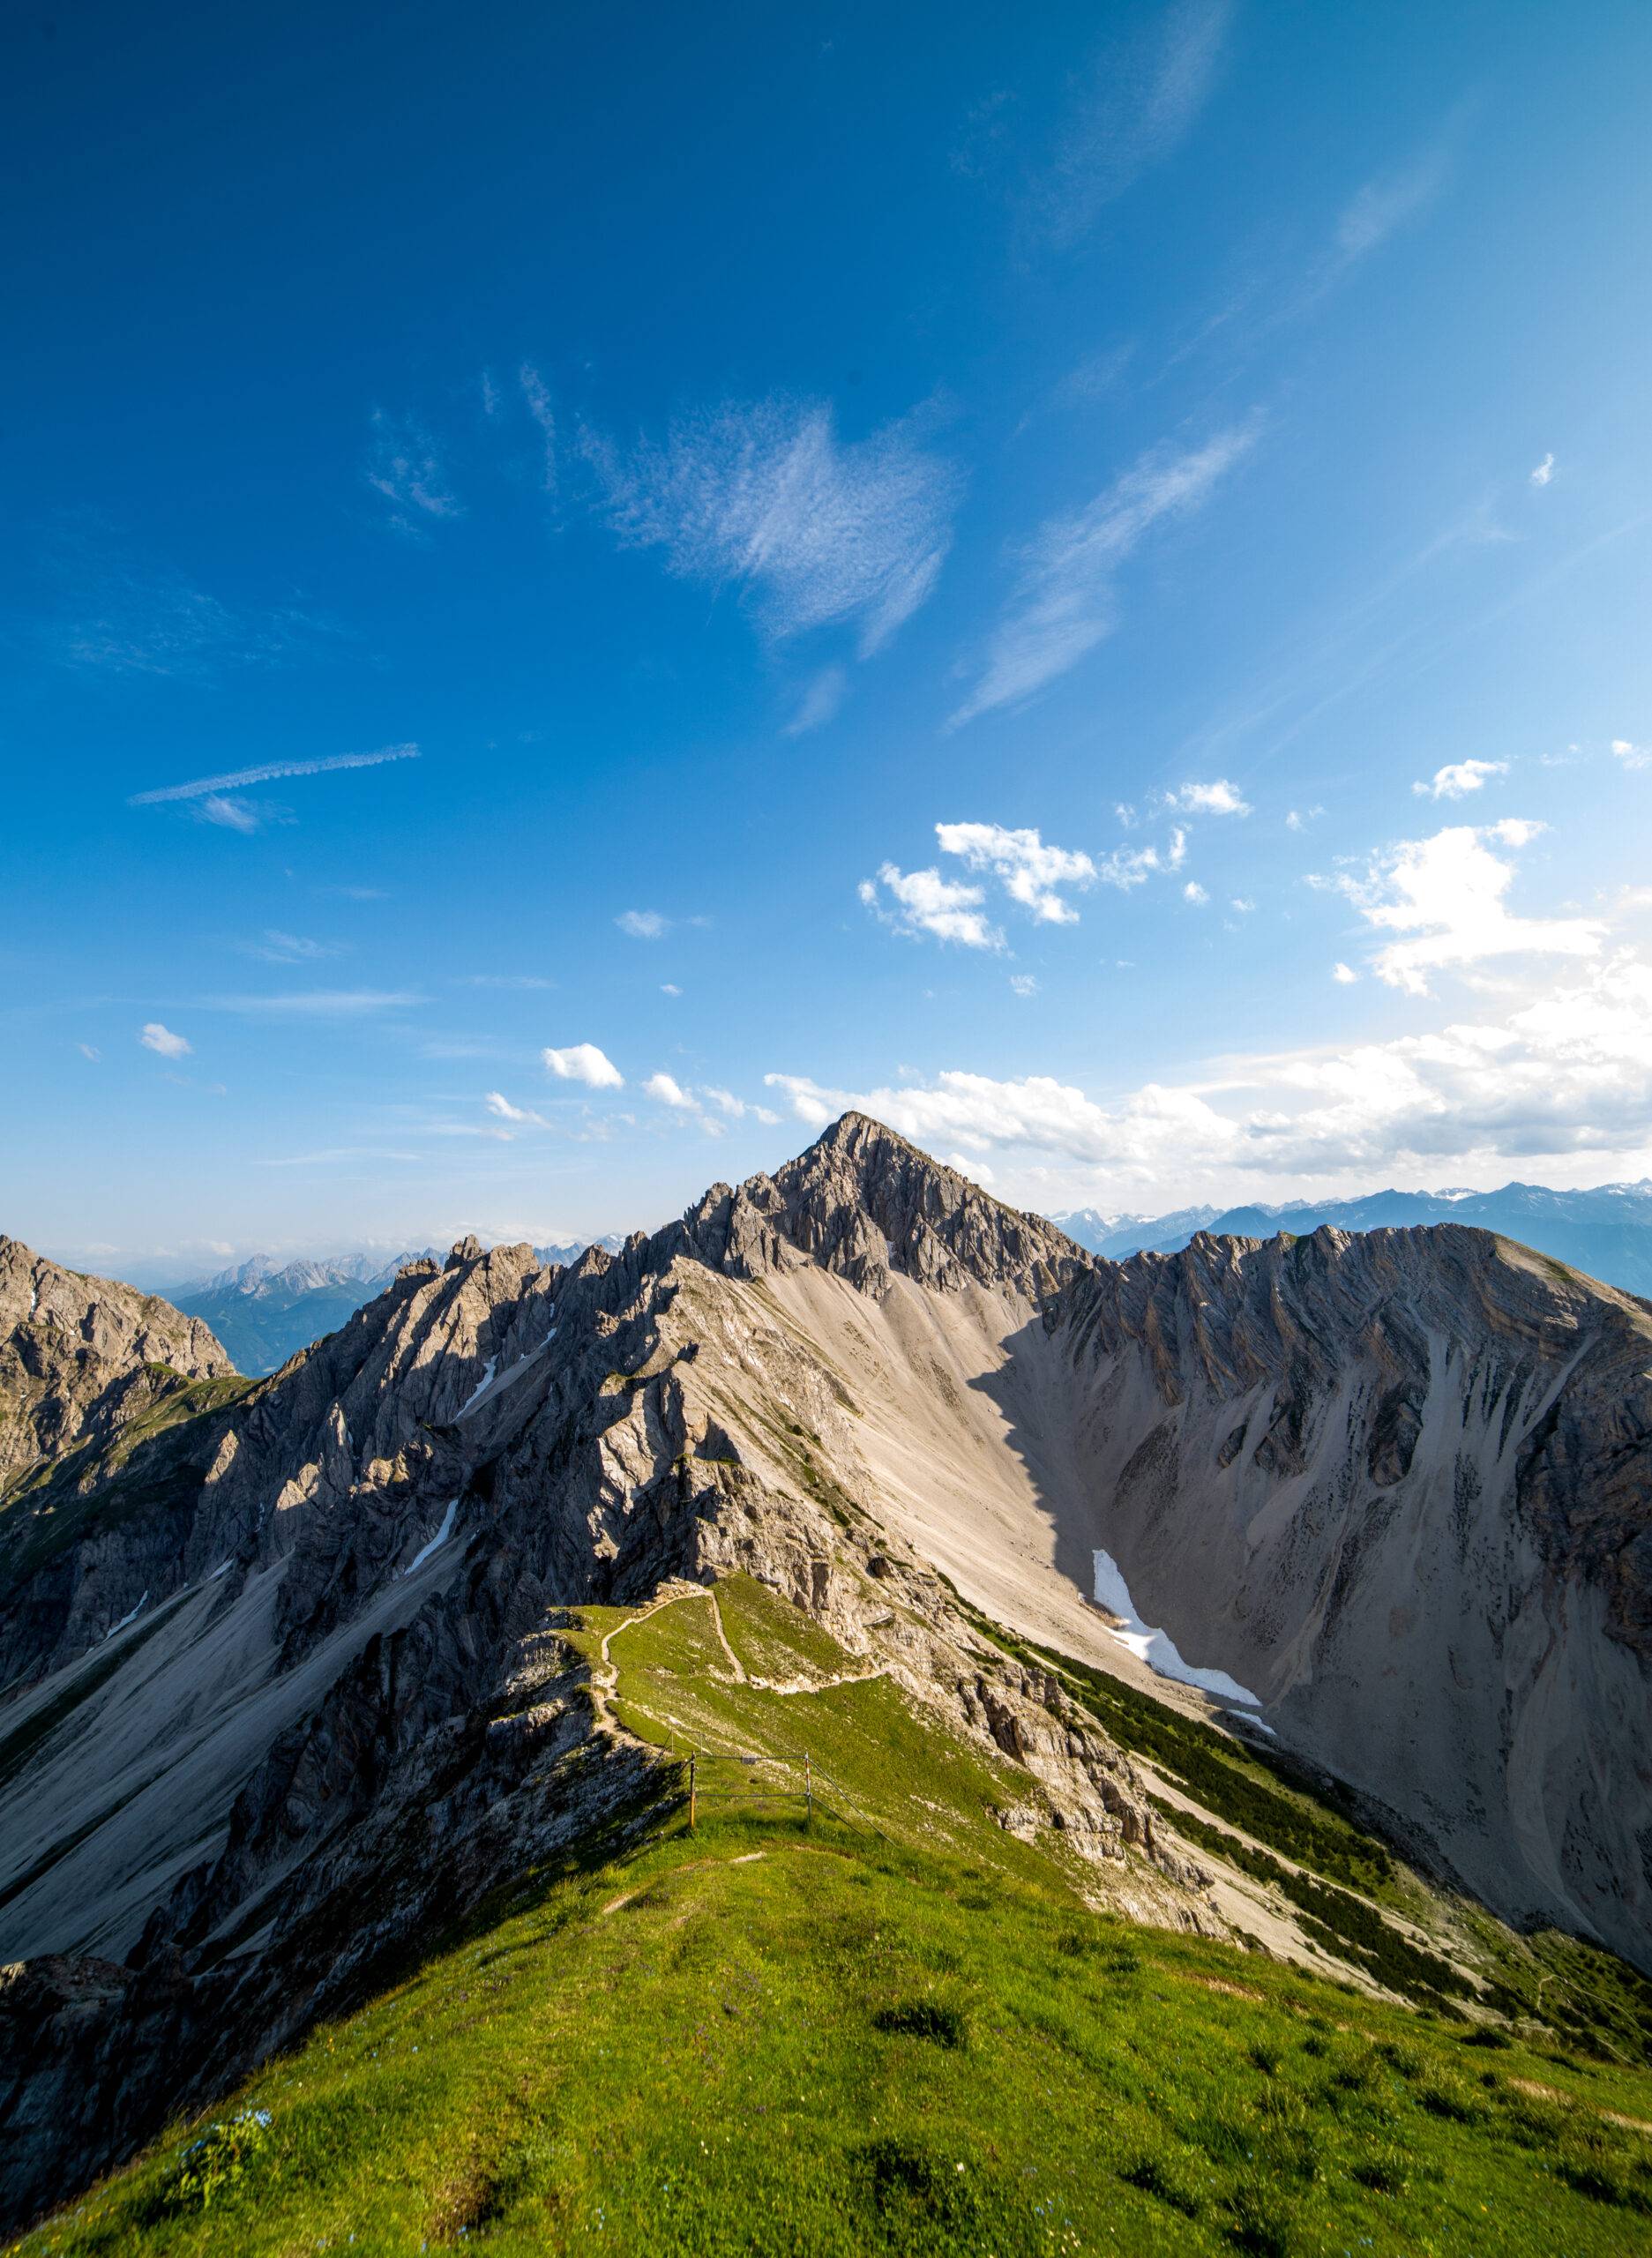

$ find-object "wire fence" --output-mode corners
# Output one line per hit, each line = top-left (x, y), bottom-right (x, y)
(668, 1747), (884, 1840)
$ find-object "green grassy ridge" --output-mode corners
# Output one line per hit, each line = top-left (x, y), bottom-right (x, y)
(19, 1817), (1652, 2256)
(602, 1581), (1084, 1895)
(12, 1573), (1652, 2254)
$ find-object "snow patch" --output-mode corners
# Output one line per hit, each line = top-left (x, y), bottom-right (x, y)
(1092, 1550), (1261, 1707)
(103, 1590), (150, 1641)
(458, 1358), (497, 1417)
(458, 1328), (559, 1420)
(405, 1499), (459, 1574)
(207, 1559), (232, 1581)
(1227, 1708), (1276, 1738)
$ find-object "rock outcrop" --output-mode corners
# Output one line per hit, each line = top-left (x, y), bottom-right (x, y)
(0, 1237), (232, 1492)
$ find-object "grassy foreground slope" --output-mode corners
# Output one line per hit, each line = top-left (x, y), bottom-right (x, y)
(12, 1579), (1652, 2258)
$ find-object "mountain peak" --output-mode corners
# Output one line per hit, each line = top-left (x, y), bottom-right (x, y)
(676, 1111), (1084, 1300)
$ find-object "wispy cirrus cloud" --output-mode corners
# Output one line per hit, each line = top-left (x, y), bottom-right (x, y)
(951, 422), (1257, 724)
(1334, 130), (1456, 268)
(205, 989), (423, 1015)
(587, 398), (961, 654)
(1032, 0), (1234, 249)
(616, 909), (669, 939)
(518, 365), (557, 492)
(366, 410), (462, 534)
(243, 931), (340, 964)
(43, 524), (331, 681)
(784, 665), (848, 736)
(130, 744), (419, 809)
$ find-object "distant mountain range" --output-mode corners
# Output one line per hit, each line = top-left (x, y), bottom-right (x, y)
(176, 1237), (629, 1374)
(1050, 1180), (1652, 1298)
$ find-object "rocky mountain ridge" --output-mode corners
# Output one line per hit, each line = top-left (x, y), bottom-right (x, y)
(1, 1116), (1648, 2230)
(1055, 1177), (1652, 1295)
(174, 1236), (631, 1374)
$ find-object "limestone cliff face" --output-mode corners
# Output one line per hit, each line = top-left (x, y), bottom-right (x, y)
(0, 1237), (232, 1492)
(1044, 1222), (1652, 1963)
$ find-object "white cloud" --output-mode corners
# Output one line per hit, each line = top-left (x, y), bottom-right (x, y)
(542, 1043), (624, 1088)
(644, 1072), (694, 1109)
(860, 864), (999, 949)
(366, 410), (461, 533)
(661, 983), (682, 997)
(1326, 822), (1602, 996)
(1035, 0), (1234, 247)
(1183, 880), (1208, 904)
(131, 745), (419, 806)
(1332, 961), (1358, 984)
(1161, 778), (1251, 816)
(1010, 973), (1038, 997)
(1611, 737), (1650, 771)
(752, 1104), (781, 1125)
(78, 1043), (101, 1060)
(589, 398), (960, 653)
(765, 946), (1652, 1202)
(484, 1090), (549, 1126)
(943, 1152), (996, 1184)
(1529, 453), (1555, 488)
(935, 822), (1095, 923)
(1098, 825), (1187, 889)
(784, 665), (848, 736)
(1230, 897), (1254, 914)
(140, 1022), (191, 1058)
(1285, 805), (1324, 832)
(1412, 757), (1506, 800)
(953, 423), (1256, 723)
(702, 1087), (746, 1117)
(617, 909), (669, 939)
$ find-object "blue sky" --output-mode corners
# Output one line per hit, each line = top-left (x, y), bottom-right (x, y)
(6, 0), (1652, 1276)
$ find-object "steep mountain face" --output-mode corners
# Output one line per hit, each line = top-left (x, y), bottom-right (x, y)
(1043, 1227), (1652, 1959)
(1, 1118), (1648, 2231)
(0, 1237), (232, 1493)
(1056, 1178), (1652, 1295)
